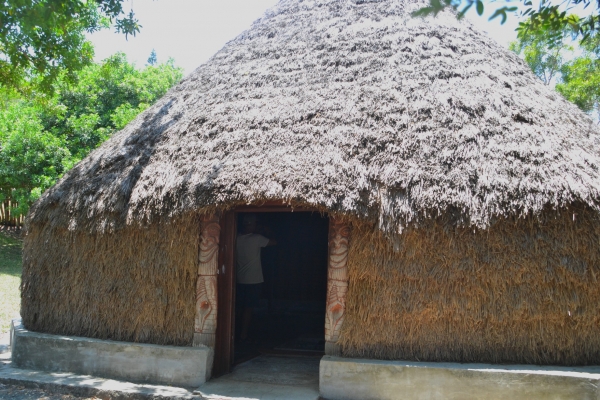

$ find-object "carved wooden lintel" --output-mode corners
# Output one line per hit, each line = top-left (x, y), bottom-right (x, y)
(325, 218), (351, 356)
(193, 214), (220, 347)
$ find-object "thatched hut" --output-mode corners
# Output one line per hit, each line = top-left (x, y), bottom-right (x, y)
(17, 0), (600, 393)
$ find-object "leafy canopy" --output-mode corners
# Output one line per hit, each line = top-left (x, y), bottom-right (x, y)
(0, 0), (140, 93)
(509, 18), (573, 84)
(510, 18), (600, 116)
(555, 35), (600, 114)
(0, 52), (183, 216)
(0, 97), (72, 213)
(414, 0), (600, 46)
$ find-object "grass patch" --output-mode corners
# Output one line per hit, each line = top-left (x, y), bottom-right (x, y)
(0, 231), (22, 333)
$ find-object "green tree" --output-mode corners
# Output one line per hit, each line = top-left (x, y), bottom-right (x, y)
(414, 0), (599, 47)
(147, 49), (158, 66)
(509, 19), (573, 85)
(0, 0), (141, 94)
(556, 36), (600, 114)
(43, 52), (183, 160)
(511, 19), (600, 117)
(0, 53), (183, 216)
(0, 98), (74, 215)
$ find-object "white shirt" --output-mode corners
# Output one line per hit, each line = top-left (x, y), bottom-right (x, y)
(236, 233), (270, 284)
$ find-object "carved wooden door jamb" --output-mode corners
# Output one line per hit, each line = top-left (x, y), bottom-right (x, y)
(193, 214), (220, 347)
(325, 217), (351, 356)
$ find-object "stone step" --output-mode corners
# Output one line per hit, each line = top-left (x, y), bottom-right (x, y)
(0, 353), (200, 400)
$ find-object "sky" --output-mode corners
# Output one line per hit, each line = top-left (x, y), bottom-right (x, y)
(88, 0), (521, 75)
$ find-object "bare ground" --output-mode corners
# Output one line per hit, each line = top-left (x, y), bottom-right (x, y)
(0, 383), (100, 399)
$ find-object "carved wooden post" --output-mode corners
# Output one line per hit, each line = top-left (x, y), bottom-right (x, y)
(325, 218), (351, 356)
(193, 214), (220, 347)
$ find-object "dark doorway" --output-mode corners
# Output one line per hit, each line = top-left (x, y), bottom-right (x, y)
(233, 212), (329, 364)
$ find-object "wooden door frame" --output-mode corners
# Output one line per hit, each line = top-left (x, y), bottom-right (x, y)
(212, 211), (236, 377)
(210, 203), (351, 376)
(212, 203), (324, 376)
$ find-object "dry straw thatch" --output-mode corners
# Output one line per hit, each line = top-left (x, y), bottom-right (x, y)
(341, 204), (600, 365)
(21, 213), (199, 345)
(25, 0), (600, 234)
(20, 0), (600, 364)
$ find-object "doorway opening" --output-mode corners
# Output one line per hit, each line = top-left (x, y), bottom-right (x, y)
(233, 211), (329, 365)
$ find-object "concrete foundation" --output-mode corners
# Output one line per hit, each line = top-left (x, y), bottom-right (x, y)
(10, 319), (213, 388)
(320, 356), (600, 400)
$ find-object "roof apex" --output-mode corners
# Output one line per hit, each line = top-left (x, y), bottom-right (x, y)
(27, 0), (600, 233)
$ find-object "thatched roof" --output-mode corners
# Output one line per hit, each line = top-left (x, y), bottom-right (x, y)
(27, 0), (600, 233)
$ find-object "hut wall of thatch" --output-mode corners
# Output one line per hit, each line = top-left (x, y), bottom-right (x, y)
(21, 213), (199, 345)
(21, 203), (600, 366)
(340, 204), (600, 365)
(15, 0), (600, 373)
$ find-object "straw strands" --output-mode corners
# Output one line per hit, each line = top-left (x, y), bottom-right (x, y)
(21, 204), (600, 365)
(25, 0), (600, 236)
(18, 0), (600, 363)
(340, 205), (600, 365)
(21, 213), (199, 345)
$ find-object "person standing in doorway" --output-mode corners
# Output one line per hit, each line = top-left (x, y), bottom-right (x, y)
(236, 213), (277, 343)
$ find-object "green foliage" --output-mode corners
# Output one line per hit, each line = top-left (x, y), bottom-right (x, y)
(0, 53), (183, 217)
(518, 2), (595, 47)
(509, 19), (573, 85)
(147, 49), (158, 66)
(413, 0), (598, 47)
(42, 52), (183, 159)
(0, 98), (73, 215)
(556, 41), (600, 114)
(412, 0), (518, 24)
(510, 18), (600, 117)
(0, 0), (141, 94)
(112, 103), (149, 130)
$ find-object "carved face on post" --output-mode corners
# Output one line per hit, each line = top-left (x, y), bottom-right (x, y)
(328, 221), (350, 281)
(199, 222), (220, 271)
(325, 219), (351, 353)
